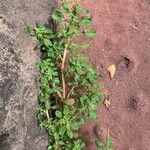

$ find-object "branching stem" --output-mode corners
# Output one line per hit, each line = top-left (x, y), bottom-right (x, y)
(61, 39), (69, 99)
(61, 47), (67, 99)
(55, 141), (58, 150)
(57, 92), (63, 99)
(70, 112), (81, 122)
(46, 110), (50, 119)
(67, 85), (76, 99)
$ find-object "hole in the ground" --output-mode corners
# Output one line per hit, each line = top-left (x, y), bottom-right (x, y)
(117, 57), (134, 72)
(127, 95), (139, 112)
(104, 39), (113, 51)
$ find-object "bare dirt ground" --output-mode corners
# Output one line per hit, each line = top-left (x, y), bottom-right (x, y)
(80, 0), (150, 150)
(1, 0), (150, 150)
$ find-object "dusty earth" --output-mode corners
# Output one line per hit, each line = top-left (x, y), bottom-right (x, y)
(80, 0), (150, 150)
(0, 0), (150, 150)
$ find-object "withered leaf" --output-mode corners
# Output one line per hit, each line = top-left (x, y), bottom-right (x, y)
(103, 97), (111, 108)
(107, 64), (116, 79)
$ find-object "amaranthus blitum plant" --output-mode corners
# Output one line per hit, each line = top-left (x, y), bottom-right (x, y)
(28, 1), (103, 149)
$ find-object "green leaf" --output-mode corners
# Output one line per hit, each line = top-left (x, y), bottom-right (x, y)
(95, 139), (104, 148)
(67, 130), (74, 138)
(72, 3), (79, 16)
(36, 22), (41, 28)
(55, 111), (62, 118)
(67, 26), (78, 36)
(27, 26), (35, 36)
(107, 138), (113, 147)
(59, 119), (65, 124)
(52, 10), (63, 22)
(43, 39), (52, 47)
(62, 2), (70, 13)
(68, 43), (78, 52)
(80, 142), (86, 149)
(89, 111), (97, 119)
(81, 16), (91, 25)
(48, 146), (53, 150)
(54, 132), (59, 140)
(59, 141), (65, 145)
(59, 126), (66, 136)
(79, 43), (89, 49)
(73, 139), (85, 149)
(81, 8), (89, 14)
(45, 100), (50, 110)
(44, 34), (55, 39)
(71, 121), (80, 130)
(76, 118), (84, 125)
(65, 98), (75, 106)
(85, 29), (96, 37)
(50, 105), (57, 109)
(66, 123), (70, 130)
(63, 107), (70, 115)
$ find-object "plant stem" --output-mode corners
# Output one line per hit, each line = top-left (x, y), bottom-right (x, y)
(61, 47), (67, 98)
(70, 112), (81, 122)
(61, 39), (69, 99)
(46, 110), (50, 119)
(107, 126), (110, 139)
(67, 85), (76, 99)
(57, 92), (63, 99)
(55, 141), (58, 150)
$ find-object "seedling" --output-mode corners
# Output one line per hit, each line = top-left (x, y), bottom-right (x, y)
(28, 0), (103, 149)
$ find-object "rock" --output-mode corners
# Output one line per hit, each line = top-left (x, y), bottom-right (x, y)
(94, 125), (107, 141)
(0, 0), (56, 149)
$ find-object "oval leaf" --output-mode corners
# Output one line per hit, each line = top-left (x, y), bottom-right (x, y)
(65, 98), (75, 106)
(81, 8), (89, 14)
(85, 29), (96, 37)
(79, 43), (89, 49)
(52, 10), (63, 22)
(55, 110), (62, 118)
(62, 2), (70, 13)
(81, 16), (91, 25)
(27, 26), (35, 36)
(67, 130), (74, 138)
(45, 100), (50, 110)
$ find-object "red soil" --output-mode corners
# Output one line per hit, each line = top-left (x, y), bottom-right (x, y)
(80, 0), (150, 150)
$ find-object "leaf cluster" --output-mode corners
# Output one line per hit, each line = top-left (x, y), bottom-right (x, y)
(28, 1), (103, 150)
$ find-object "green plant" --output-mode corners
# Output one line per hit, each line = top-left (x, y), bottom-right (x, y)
(28, 0), (102, 149)
(95, 138), (113, 150)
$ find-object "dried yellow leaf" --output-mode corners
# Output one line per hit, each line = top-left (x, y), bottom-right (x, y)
(103, 97), (111, 108)
(107, 64), (116, 79)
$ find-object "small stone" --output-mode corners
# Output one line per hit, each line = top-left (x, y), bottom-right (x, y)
(94, 125), (102, 137)
(94, 125), (107, 141)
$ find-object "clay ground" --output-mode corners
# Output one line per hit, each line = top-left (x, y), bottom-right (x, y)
(80, 0), (150, 150)
(0, 0), (150, 150)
